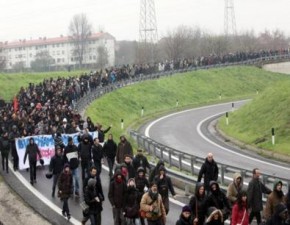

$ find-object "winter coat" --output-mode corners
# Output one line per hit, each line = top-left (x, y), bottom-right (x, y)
(154, 167), (176, 199)
(108, 170), (127, 208)
(116, 138), (133, 163)
(149, 160), (164, 183)
(132, 154), (150, 172)
(124, 161), (135, 179)
(189, 182), (207, 225)
(140, 191), (166, 221)
(103, 139), (117, 159)
(135, 168), (150, 202)
(124, 186), (140, 218)
(97, 126), (111, 143)
(231, 203), (249, 225)
(49, 154), (64, 174)
(78, 141), (92, 161)
(92, 143), (103, 163)
(58, 171), (73, 199)
(63, 143), (79, 169)
(264, 180), (285, 219)
(247, 177), (271, 212)
(227, 173), (243, 205)
(205, 207), (223, 225)
(0, 137), (10, 156)
(206, 181), (231, 221)
(84, 184), (103, 214)
(24, 141), (41, 163)
(83, 175), (104, 200)
(266, 203), (289, 225)
(176, 214), (194, 225)
(198, 158), (219, 191)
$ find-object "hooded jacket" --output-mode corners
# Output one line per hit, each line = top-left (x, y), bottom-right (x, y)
(227, 173), (243, 204)
(266, 203), (289, 225)
(149, 159), (165, 183)
(198, 157), (219, 191)
(189, 182), (207, 225)
(108, 169), (127, 208)
(154, 165), (176, 198)
(205, 207), (223, 225)
(264, 180), (285, 219)
(24, 138), (41, 163)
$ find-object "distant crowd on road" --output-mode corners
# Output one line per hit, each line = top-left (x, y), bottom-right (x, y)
(0, 48), (290, 224)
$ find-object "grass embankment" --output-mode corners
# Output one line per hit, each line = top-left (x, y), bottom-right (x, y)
(85, 66), (290, 149)
(0, 70), (84, 101)
(218, 80), (290, 155)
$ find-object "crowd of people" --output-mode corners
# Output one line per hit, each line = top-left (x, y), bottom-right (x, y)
(0, 48), (290, 225)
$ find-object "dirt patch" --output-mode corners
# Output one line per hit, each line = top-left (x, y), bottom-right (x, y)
(0, 180), (52, 225)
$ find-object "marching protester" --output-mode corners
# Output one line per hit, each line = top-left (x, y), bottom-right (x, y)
(154, 165), (176, 215)
(103, 133), (117, 178)
(9, 125), (20, 171)
(95, 123), (111, 144)
(124, 178), (140, 225)
(140, 181), (166, 225)
(108, 169), (127, 225)
(116, 135), (133, 164)
(189, 182), (207, 225)
(149, 160), (165, 183)
(205, 207), (224, 225)
(58, 164), (73, 220)
(0, 132), (10, 173)
(197, 153), (219, 193)
(63, 136), (80, 197)
(247, 168), (271, 225)
(124, 155), (136, 179)
(265, 203), (289, 225)
(79, 135), (93, 181)
(84, 178), (104, 225)
(49, 146), (64, 197)
(175, 205), (193, 225)
(132, 149), (150, 174)
(264, 180), (286, 220)
(91, 138), (103, 176)
(227, 173), (243, 206)
(231, 191), (249, 225)
(23, 137), (42, 185)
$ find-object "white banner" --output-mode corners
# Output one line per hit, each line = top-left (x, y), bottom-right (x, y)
(16, 131), (98, 170)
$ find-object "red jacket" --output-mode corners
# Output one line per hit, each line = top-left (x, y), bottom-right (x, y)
(231, 203), (249, 225)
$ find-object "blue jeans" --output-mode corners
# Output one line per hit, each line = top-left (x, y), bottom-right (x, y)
(71, 168), (79, 193)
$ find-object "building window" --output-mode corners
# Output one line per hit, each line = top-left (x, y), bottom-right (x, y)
(57, 58), (61, 63)
(71, 58), (74, 62)
(62, 50), (65, 55)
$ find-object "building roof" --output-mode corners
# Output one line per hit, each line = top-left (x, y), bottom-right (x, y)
(0, 32), (115, 49)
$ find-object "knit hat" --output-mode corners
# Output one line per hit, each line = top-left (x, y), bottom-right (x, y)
(182, 205), (191, 213)
(88, 178), (96, 187)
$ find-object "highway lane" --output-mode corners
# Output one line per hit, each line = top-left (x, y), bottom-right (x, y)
(143, 100), (290, 179)
(16, 163), (183, 224)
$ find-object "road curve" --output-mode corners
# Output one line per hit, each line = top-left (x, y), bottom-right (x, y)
(142, 100), (290, 179)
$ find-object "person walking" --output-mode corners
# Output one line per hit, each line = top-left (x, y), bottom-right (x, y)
(247, 168), (271, 225)
(197, 153), (219, 193)
(23, 137), (42, 185)
(205, 207), (224, 225)
(92, 138), (103, 176)
(227, 173), (243, 206)
(154, 165), (176, 215)
(9, 125), (20, 171)
(58, 164), (73, 220)
(231, 191), (249, 225)
(264, 180), (285, 220)
(124, 178), (140, 225)
(132, 149), (150, 174)
(175, 205), (193, 225)
(63, 136), (80, 197)
(49, 146), (64, 197)
(108, 169), (127, 225)
(84, 178), (104, 225)
(103, 133), (117, 178)
(78, 135), (93, 181)
(140, 181), (166, 225)
(189, 182), (207, 225)
(116, 135), (133, 164)
(0, 132), (10, 173)
(265, 203), (289, 225)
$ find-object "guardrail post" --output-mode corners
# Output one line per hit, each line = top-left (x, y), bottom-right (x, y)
(178, 153), (183, 171)
(220, 165), (225, 185)
(168, 149), (172, 168)
(190, 156), (196, 175)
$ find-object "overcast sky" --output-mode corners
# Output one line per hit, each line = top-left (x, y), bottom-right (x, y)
(0, 0), (290, 42)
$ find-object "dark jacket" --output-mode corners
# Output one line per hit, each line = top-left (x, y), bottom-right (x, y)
(247, 177), (271, 212)
(149, 160), (165, 183)
(49, 154), (64, 174)
(92, 143), (103, 163)
(63, 143), (79, 169)
(116, 138), (133, 163)
(0, 136), (10, 156)
(154, 166), (176, 198)
(83, 174), (104, 200)
(135, 167), (150, 203)
(124, 161), (135, 179)
(266, 203), (289, 225)
(108, 170), (127, 208)
(124, 186), (139, 218)
(78, 140), (92, 161)
(103, 139), (117, 159)
(132, 154), (150, 172)
(206, 181), (231, 221)
(198, 158), (219, 191)
(84, 181), (104, 214)
(189, 182), (207, 225)
(58, 171), (73, 199)
(176, 214), (194, 225)
(24, 139), (41, 163)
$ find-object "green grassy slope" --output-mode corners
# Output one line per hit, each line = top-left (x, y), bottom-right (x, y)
(218, 80), (290, 155)
(85, 66), (290, 148)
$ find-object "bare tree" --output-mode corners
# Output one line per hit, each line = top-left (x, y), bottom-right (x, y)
(68, 13), (92, 67)
(30, 51), (54, 72)
(97, 46), (109, 69)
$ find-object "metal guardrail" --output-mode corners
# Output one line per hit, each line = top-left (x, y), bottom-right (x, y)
(75, 53), (290, 194)
(129, 130), (290, 194)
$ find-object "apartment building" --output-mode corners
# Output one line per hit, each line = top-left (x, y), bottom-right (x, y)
(0, 32), (115, 70)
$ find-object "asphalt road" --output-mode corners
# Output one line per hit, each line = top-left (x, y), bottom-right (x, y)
(142, 100), (290, 180)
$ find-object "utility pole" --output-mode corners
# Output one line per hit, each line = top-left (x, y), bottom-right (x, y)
(224, 0), (237, 37)
(139, 0), (158, 64)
